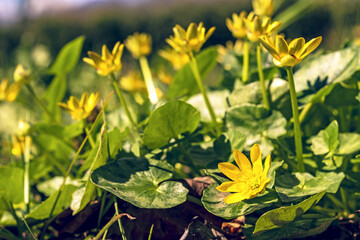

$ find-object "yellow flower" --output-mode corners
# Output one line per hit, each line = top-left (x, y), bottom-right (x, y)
(120, 71), (146, 92)
(59, 92), (100, 120)
(226, 11), (248, 39)
(0, 79), (22, 102)
(252, 0), (274, 17)
(259, 35), (322, 67)
(83, 42), (124, 76)
(158, 48), (190, 70)
(125, 32), (152, 59)
(166, 22), (216, 53)
(17, 119), (31, 136)
(216, 144), (271, 204)
(13, 64), (32, 84)
(157, 68), (173, 85)
(217, 40), (243, 64)
(243, 12), (281, 42)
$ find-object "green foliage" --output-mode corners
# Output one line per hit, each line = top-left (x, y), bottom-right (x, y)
(91, 158), (189, 209)
(143, 100), (200, 149)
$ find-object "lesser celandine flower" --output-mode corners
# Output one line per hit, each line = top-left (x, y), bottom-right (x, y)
(12, 135), (25, 156)
(158, 48), (190, 70)
(14, 64), (32, 84)
(125, 32), (152, 59)
(120, 71), (146, 92)
(226, 11), (248, 39)
(83, 42), (124, 76)
(252, 0), (274, 17)
(157, 68), (173, 85)
(244, 12), (281, 42)
(0, 79), (21, 102)
(259, 35), (322, 67)
(59, 92), (100, 121)
(166, 22), (216, 53)
(217, 144), (271, 204)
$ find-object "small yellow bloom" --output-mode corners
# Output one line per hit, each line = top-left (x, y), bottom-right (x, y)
(252, 0), (274, 17)
(11, 135), (24, 156)
(166, 22), (216, 53)
(120, 71), (146, 92)
(243, 12), (281, 42)
(217, 144), (271, 204)
(125, 32), (152, 59)
(259, 35), (322, 67)
(13, 64), (32, 84)
(158, 48), (190, 70)
(59, 92), (100, 120)
(157, 68), (173, 85)
(83, 42), (124, 76)
(226, 11), (248, 39)
(0, 79), (22, 102)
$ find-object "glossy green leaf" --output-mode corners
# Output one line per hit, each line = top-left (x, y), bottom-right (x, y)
(226, 104), (286, 156)
(48, 36), (85, 74)
(73, 123), (109, 215)
(143, 100), (200, 149)
(91, 158), (189, 209)
(250, 215), (334, 240)
(310, 120), (339, 156)
(253, 191), (326, 234)
(26, 185), (77, 220)
(275, 172), (344, 202)
(201, 184), (278, 219)
(338, 133), (360, 155)
(0, 167), (24, 210)
(167, 47), (218, 98)
(294, 47), (360, 93)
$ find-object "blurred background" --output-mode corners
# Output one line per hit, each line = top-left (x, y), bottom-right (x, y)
(1, 0), (360, 68)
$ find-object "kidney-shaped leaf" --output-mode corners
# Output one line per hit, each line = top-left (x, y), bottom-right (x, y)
(275, 171), (344, 202)
(91, 158), (189, 209)
(201, 184), (278, 219)
(253, 191), (326, 234)
(310, 120), (339, 156)
(143, 100), (200, 149)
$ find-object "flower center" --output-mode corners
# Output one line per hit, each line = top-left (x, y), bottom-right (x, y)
(248, 177), (261, 190)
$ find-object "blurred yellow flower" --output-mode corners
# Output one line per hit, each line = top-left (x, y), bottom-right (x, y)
(226, 11), (248, 39)
(157, 68), (173, 85)
(243, 12), (281, 42)
(217, 40), (243, 64)
(17, 119), (31, 136)
(158, 48), (190, 70)
(166, 22), (215, 53)
(59, 92), (100, 120)
(252, 0), (274, 17)
(125, 32), (152, 59)
(83, 42), (124, 76)
(260, 35), (322, 67)
(120, 71), (146, 92)
(0, 79), (22, 102)
(11, 135), (27, 156)
(217, 144), (271, 204)
(13, 64), (32, 84)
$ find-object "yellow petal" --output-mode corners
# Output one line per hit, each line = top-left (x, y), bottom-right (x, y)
(79, 92), (88, 107)
(279, 54), (297, 67)
(275, 35), (289, 57)
(262, 155), (272, 178)
(112, 41), (121, 55)
(288, 37), (305, 56)
(299, 36), (322, 59)
(266, 21), (281, 35)
(233, 149), (253, 177)
(218, 162), (242, 181)
(102, 44), (112, 61)
(251, 144), (263, 176)
(259, 36), (280, 60)
(216, 181), (236, 192)
(204, 26), (216, 41)
(83, 57), (96, 69)
(224, 192), (250, 204)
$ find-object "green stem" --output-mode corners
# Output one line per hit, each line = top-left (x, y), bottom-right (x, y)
(98, 192), (107, 229)
(85, 126), (95, 148)
(110, 73), (136, 126)
(340, 187), (350, 216)
(187, 195), (203, 206)
(113, 197), (127, 240)
(25, 84), (56, 122)
(24, 136), (31, 214)
(286, 67), (304, 172)
(39, 93), (113, 240)
(139, 56), (158, 104)
(22, 217), (38, 240)
(189, 53), (217, 125)
(242, 40), (249, 83)
(94, 213), (134, 240)
(148, 224), (154, 240)
(257, 43), (270, 110)
(299, 102), (313, 124)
